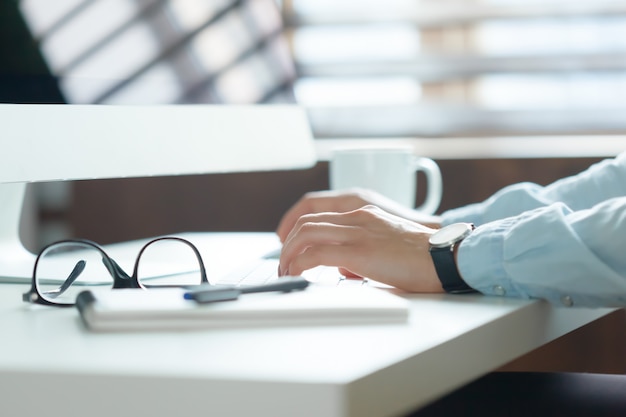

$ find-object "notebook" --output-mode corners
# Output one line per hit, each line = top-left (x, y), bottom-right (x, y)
(76, 285), (410, 332)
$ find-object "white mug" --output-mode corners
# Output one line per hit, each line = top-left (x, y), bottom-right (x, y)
(329, 147), (443, 214)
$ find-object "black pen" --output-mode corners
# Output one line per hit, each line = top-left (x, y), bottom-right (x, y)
(184, 277), (309, 304)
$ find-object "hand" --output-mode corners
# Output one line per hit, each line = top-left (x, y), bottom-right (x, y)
(276, 188), (442, 243)
(278, 205), (444, 293)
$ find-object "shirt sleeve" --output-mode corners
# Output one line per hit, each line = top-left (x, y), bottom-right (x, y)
(457, 197), (626, 308)
(441, 152), (626, 226)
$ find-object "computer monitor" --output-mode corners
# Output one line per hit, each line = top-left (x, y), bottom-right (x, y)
(1, 104), (316, 183)
(0, 103), (317, 280)
(0, 0), (309, 280)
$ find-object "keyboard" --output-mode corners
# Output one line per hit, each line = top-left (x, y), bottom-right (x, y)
(215, 257), (371, 288)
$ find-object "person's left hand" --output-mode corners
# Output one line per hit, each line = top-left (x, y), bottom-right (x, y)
(278, 205), (444, 293)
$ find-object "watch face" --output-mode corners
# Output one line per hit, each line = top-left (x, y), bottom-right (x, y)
(429, 223), (473, 247)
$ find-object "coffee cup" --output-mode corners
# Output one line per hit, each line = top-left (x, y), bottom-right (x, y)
(329, 146), (442, 214)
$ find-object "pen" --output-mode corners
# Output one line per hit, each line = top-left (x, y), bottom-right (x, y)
(183, 287), (241, 303)
(184, 277), (309, 304)
(239, 276), (309, 294)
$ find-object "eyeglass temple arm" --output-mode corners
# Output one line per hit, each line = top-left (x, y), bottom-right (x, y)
(42, 260), (86, 299)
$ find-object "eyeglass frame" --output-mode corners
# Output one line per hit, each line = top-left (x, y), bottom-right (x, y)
(23, 236), (209, 307)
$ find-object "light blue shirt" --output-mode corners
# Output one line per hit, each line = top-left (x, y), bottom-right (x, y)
(441, 152), (626, 307)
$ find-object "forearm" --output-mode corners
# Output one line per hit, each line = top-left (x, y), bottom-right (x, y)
(441, 152), (626, 226)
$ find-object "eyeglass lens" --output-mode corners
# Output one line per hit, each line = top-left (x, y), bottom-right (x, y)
(34, 242), (114, 305)
(135, 238), (204, 288)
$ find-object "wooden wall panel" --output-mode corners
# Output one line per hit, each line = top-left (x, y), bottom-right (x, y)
(68, 157), (603, 243)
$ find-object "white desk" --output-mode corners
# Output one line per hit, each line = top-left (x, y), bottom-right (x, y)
(0, 233), (613, 417)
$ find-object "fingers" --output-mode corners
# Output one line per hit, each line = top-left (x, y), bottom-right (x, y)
(275, 189), (374, 242)
(279, 220), (358, 276)
(277, 205), (444, 293)
(338, 267), (362, 279)
(282, 244), (367, 278)
(276, 194), (315, 243)
(279, 207), (381, 276)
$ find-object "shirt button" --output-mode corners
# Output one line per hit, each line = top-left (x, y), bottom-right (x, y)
(560, 295), (574, 307)
(492, 285), (506, 296)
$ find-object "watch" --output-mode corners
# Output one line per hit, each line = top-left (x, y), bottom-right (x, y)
(428, 222), (476, 293)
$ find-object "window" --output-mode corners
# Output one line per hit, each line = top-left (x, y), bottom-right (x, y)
(20, 0), (626, 137)
(19, 0), (295, 105)
(283, 0), (626, 137)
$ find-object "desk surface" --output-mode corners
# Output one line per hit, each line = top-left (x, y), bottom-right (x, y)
(0, 233), (612, 417)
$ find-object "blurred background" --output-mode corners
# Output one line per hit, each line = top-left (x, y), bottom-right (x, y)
(3, 0), (626, 249)
(4, 0), (626, 376)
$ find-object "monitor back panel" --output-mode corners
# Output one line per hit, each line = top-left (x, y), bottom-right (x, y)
(1, 104), (316, 183)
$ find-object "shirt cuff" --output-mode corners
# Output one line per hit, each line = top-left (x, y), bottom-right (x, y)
(455, 217), (524, 299)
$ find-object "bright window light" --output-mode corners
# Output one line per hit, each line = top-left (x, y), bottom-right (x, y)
(215, 56), (268, 103)
(293, 24), (420, 63)
(61, 23), (159, 103)
(39, 0), (137, 72)
(191, 12), (254, 73)
(476, 74), (626, 110)
(476, 18), (626, 55)
(247, 0), (283, 36)
(102, 64), (183, 104)
(295, 77), (421, 107)
(166, 0), (230, 31)
(292, 0), (416, 17)
(19, 0), (84, 37)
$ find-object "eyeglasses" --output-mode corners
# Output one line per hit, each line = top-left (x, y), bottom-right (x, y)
(23, 236), (209, 307)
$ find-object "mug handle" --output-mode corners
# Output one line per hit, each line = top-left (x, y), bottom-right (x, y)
(412, 157), (443, 214)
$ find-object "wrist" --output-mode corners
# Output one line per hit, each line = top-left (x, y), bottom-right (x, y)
(412, 213), (442, 229)
(428, 223), (476, 294)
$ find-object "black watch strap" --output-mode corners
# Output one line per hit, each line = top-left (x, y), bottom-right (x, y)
(429, 246), (476, 294)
